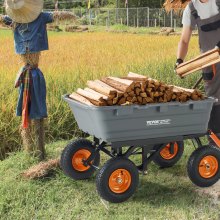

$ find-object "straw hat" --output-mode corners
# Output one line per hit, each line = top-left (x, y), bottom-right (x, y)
(6, 0), (43, 23)
(164, 0), (191, 13)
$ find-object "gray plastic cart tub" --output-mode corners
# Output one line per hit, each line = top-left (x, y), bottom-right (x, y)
(64, 95), (216, 143)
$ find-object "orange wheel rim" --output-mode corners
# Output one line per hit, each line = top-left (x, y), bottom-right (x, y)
(109, 169), (132, 194)
(72, 149), (91, 172)
(199, 156), (219, 179)
(160, 143), (178, 160)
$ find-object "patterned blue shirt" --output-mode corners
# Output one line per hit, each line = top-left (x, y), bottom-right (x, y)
(3, 12), (53, 54)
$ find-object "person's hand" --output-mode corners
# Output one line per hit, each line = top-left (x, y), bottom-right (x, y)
(215, 41), (220, 49)
(175, 58), (183, 69)
(174, 58), (184, 78)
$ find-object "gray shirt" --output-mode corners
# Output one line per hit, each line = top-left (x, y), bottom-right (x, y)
(182, 0), (219, 29)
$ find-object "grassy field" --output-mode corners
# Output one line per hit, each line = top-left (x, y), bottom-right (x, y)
(0, 141), (219, 220)
(0, 29), (202, 159)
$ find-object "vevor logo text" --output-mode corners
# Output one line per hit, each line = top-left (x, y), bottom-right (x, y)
(146, 119), (171, 126)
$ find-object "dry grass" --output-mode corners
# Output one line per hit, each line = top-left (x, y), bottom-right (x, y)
(0, 30), (200, 159)
(21, 158), (60, 179)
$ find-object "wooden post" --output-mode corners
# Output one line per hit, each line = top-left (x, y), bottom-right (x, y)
(170, 9), (173, 28)
(127, 5), (129, 26)
(147, 7), (150, 27)
(174, 19), (176, 31)
(89, 9), (92, 26)
(108, 9), (110, 27)
(164, 12), (166, 27)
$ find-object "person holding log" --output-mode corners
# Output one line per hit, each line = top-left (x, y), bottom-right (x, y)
(165, 0), (220, 142)
(0, 0), (75, 160)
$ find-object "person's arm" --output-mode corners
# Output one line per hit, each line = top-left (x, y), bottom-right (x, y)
(177, 26), (193, 62)
(175, 4), (195, 68)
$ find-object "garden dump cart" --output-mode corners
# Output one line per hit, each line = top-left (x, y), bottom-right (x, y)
(61, 95), (220, 203)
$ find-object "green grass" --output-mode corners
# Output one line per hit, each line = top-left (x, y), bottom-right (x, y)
(0, 140), (219, 220)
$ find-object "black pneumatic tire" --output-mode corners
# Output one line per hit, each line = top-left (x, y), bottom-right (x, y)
(187, 145), (220, 187)
(153, 141), (184, 168)
(61, 139), (100, 180)
(96, 158), (139, 203)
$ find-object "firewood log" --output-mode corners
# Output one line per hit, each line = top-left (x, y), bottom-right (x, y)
(126, 96), (133, 102)
(113, 96), (119, 105)
(128, 72), (148, 80)
(77, 88), (107, 106)
(118, 97), (126, 105)
(94, 80), (124, 97)
(107, 100), (113, 106)
(69, 93), (94, 106)
(84, 88), (110, 101)
(124, 93), (129, 98)
(131, 97), (137, 103)
(128, 91), (135, 97)
(87, 80), (117, 96)
(101, 77), (134, 93)
(137, 96), (143, 103)
(140, 92), (147, 98)
(135, 88), (141, 96)
(134, 82), (141, 88)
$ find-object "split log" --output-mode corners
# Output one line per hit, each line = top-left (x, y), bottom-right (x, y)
(118, 97), (126, 105)
(101, 77), (135, 93)
(107, 100), (113, 106)
(87, 80), (116, 96)
(94, 80), (124, 97)
(135, 88), (142, 96)
(76, 88), (107, 106)
(176, 48), (220, 77)
(140, 92), (147, 98)
(69, 93), (94, 106)
(127, 72), (148, 80)
(137, 96), (143, 103)
(84, 88), (110, 101)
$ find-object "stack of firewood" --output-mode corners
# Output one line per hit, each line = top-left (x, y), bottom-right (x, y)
(69, 72), (205, 106)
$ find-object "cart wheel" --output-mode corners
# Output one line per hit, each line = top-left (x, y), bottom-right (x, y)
(96, 158), (139, 203)
(61, 139), (100, 180)
(187, 145), (220, 187)
(153, 141), (184, 168)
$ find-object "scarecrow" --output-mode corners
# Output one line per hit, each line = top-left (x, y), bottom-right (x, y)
(165, 0), (220, 143)
(0, 0), (75, 160)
